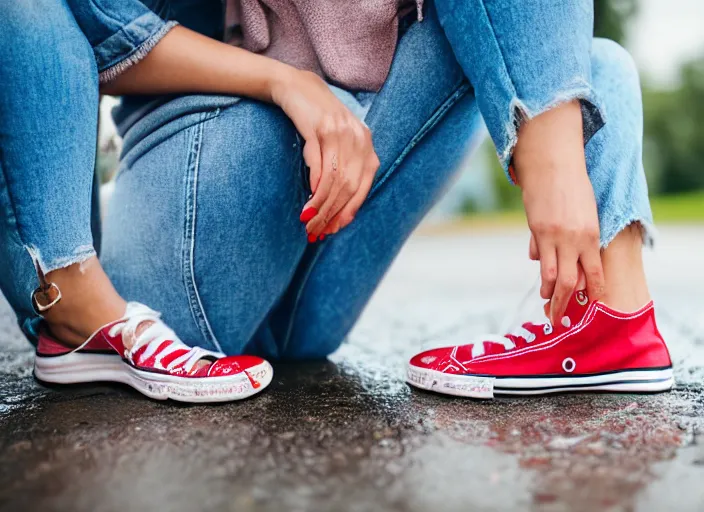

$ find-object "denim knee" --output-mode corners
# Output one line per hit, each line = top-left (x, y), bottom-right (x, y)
(592, 39), (640, 93)
(185, 102), (311, 354)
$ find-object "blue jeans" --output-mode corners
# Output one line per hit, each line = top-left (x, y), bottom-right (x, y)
(0, 1), (653, 355)
(102, 5), (653, 359)
(0, 1), (101, 338)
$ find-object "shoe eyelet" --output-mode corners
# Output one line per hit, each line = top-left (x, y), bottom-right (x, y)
(543, 323), (553, 335)
(562, 357), (576, 373)
(576, 291), (588, 306)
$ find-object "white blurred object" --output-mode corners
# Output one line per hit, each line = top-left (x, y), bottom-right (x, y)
(100, 181), (115, 220)
(98, 96), (121, 153)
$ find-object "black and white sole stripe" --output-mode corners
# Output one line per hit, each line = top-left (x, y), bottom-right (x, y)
(406, 365), (674, 399)
(35, 352), (273, 403)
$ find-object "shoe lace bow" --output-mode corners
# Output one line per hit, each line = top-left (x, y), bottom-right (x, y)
(109, 303), (224, 374)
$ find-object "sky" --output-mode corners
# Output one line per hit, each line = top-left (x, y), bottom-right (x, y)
(627, 0), (704, 87)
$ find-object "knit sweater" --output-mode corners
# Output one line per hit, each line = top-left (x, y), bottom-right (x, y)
(225, 0), (422, 91)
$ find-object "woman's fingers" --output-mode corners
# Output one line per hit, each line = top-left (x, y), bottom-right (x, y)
(322, 148), (379, 234)
(550, 246), (579, 325)
(309, 147), (359, 236)
(537, 237), (557, 301)
(535, 232), (603, 326)
(305, 143), (342, 239)
(576, 262), (587, 291)
(529, 234), (539, 260)
(579, 241), (605, 302)
(300, 119), (340, 232)
(302, 136), (323, 194)
(305, 118), (375, 239)
(323, 167), (375, 234)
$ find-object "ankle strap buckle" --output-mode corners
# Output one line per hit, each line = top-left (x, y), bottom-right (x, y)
(32, 282), (62, 313)
(31, 257), (62, 314)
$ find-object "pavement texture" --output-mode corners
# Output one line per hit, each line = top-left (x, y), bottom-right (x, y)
(1, 225), (703, 512)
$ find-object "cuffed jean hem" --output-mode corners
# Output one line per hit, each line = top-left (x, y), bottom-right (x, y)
(98, 19), (179, 83)
(502, 88), (605, 184)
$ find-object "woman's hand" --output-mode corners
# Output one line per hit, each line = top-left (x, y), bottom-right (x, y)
(100, 25), (378, 240)
(271, 70), (380, 241)
(514, 100), (605, 325)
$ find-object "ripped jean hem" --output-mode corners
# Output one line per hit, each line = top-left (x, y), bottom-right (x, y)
(499, 84), (606, 184)
(26, 244), (96, 276)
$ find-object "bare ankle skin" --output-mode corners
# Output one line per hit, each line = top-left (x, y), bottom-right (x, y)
(599, 223), (651, 312)
(40, 257), (127, 347)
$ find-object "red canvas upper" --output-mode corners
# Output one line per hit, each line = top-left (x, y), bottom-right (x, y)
(37, 326), (119, 356)
(410, 291), (672, 378)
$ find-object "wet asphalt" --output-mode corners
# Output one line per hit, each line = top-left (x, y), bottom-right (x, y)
(1, 226), (703, 512)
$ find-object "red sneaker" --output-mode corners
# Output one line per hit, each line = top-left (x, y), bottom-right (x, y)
(34, 302), (273, 403)
(407, 291), (673, 399)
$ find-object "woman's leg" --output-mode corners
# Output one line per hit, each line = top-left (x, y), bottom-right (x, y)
(101, 4), (481, 358)
(101, 96), (309, 355)
(583, 39), (652, 312)
(247, 4), (484, 359)
(255, 30), (655, 358)
(434, 0), (654, 312)
(0, 1), (126, 343)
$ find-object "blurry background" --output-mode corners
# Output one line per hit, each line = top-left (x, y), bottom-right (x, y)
(97, 0), (704, 223)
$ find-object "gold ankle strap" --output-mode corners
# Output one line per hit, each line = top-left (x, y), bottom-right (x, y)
(31, 258), (62, 314)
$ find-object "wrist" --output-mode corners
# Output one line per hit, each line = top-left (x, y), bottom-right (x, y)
(268, 63), (298, 105)
(512, 101), (586, 189)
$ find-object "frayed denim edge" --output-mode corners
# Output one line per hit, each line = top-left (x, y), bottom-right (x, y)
(98, 21), (179, 84)
(600, 215), (656, 250)
(26, 244), (96, 275)
(498, 82), (606, 184)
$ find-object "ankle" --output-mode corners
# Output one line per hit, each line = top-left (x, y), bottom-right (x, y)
(598, 223), (651, 312)
(599, 286), (650, 313)
(39, 258), (127, 346)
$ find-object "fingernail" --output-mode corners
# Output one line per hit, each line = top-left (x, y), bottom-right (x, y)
(307, 233), (317, 243)
(319, 234), (326, 241)
(300, 207), (318, 223)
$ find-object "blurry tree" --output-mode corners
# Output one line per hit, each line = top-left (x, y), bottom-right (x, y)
(643, 58), (704, 194)
(593, 0), (637, 44)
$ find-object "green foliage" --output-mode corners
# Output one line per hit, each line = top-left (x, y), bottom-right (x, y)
(651, 190), (704, 222)
(486, 142), (523, 210)
(643, 58), (704, 194)
(593, 0), (638, 44)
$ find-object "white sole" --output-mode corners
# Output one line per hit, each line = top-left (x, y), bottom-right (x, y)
(35, 352), (273, 403)
(406, 365), (674, 399)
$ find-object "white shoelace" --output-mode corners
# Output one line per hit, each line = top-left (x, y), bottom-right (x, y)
(109, 303), (224, 374)
(464, 280), (559, 358)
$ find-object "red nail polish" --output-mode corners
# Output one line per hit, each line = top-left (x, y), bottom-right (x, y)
(300, 207), (318, 223)
(307, 233), (317, 243)
(319, 234), (326, 241)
